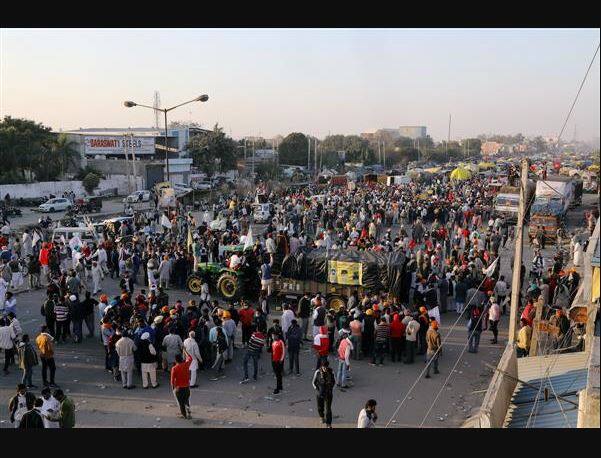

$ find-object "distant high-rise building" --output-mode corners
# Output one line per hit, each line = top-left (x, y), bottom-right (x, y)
(398, 126), (427, 139)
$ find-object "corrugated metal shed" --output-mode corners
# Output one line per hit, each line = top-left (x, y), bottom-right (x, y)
(505, 352), (589, 428)
(505, 369), (587, 428)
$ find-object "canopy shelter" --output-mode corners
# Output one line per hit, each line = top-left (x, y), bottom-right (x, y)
(478, 161), (496, 171)
(450, 167), (472, 181)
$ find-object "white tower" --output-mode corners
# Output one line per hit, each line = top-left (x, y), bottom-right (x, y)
(153, 91), (161, 129)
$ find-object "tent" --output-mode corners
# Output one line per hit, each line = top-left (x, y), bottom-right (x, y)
(450, 167), (472, 181)
(464, 163), (479, 173)
(424, 167), (442, 174)
(478, 161), (496, 171)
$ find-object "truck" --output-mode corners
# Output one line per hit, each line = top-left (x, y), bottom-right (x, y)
(386, 175), (411, 186)
(330, 175), (348, 187)
(493, 182), (535, 222)
(528, 176), (576, 242)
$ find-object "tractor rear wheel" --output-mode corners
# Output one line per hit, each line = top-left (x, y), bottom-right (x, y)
(217, 273), (239, 300)
(187, 274), (203, 294)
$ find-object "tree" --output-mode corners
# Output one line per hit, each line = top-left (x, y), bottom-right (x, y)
(75, 166), (105, 181)
(531, 136), (547, 153)
(255, 161), (279, 180)
(278, 132), (309, 166)
(50, 133), (80, 178)
(82, 172), (100, 194)
(0, 116), (55, 183)
(188, 123), (237, 175)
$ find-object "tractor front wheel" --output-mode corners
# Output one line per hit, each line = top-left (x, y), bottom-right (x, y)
(217, 273), (239, 300)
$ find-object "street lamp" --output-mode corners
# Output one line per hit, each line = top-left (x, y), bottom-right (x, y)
(123, 94), (209, 182)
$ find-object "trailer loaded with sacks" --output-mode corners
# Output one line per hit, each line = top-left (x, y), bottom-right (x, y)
(275, 247), (408, 310)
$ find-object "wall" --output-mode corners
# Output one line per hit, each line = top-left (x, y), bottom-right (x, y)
(0, 175), (143, 199)
(462, 343), (518, 428)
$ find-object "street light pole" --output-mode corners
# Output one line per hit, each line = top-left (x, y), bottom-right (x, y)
(164, 109), (170, 182)
(123, 94), (209, 185)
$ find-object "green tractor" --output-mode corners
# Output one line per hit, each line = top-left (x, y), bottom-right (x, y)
(186, 244), (260, 301)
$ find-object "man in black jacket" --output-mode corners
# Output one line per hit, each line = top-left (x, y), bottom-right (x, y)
(311, 360), (335, 428)
(18, 397), (45, 429)
(285, 319), (303, 376)
(298, 293), (312, 341)
(8, 384), (36, 427)
(41, 295), (57, 337)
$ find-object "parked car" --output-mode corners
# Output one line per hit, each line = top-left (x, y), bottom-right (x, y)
(38, 197), (72, 213)
(192, 180), (212, 191)
(123, 190), (151, 203)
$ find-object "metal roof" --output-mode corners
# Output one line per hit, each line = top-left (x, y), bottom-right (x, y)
(505, 368), (587, 428)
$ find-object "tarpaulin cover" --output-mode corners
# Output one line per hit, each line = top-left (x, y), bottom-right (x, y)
(531, 198), (565, 216)
(281, 247), (406, 295)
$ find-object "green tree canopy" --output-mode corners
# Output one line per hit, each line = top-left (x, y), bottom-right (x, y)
(188, 123), (238, 175)
(82, 172), (100, 194)
(0, 116), (56, 183)
(278, 132), (309, 166)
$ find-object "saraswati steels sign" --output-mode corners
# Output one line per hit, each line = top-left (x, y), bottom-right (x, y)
(83, 135), (155, 156)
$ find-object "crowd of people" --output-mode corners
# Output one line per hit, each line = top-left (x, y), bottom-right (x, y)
(0, 169), (593, 428)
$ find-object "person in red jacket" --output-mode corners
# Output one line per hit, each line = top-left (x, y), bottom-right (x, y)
(39, 243), (51, 286)
(238, 301), (255, 346)
(389, 313), (406, 363)
(313, 325), (330, 370)
(170, 353), (192, 418)
(271, 333), (285, 394)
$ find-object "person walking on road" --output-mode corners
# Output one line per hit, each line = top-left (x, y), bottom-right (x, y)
(424, 321), (441, 378)
(36, 325), (57, 387)
(240, 326), (265, 383)
(8, 383), (35, 428)
(171, 353), (193, 419)
(115, 329), (136, 389)
(404, 315), (420, 364)
(183, 331), (202, 388)
(53, 389), (75, 428)
(18, 334), (39, 388)
(336, 329), (353, 390)
(285, 319), (302, 376)
(1, 316), (17, 375)
(357, 399), (378, 428)
(271, 333), (285, 395)
(312, 359), (335, 428)
(138, 332), (159, 389)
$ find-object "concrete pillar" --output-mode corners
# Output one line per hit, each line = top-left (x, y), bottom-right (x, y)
(577, 389), (600, 428)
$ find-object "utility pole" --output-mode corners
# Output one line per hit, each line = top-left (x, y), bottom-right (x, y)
(252, 138), (255, 177)
(307, 135), (311, 174)
(447, 114), (452, 161)
(130, 131), (138, 191)
(123, 133), (132, 195)
(508, 158), (530, 344)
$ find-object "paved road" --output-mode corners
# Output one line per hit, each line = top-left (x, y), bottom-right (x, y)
(0, 194), (595, 428)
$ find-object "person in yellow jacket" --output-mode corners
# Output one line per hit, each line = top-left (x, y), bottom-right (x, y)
(35, 326), (56, 387)
(516, 318), (532, 358)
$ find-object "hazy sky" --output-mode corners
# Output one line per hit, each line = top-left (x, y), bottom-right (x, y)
(1, 28), (599, 141)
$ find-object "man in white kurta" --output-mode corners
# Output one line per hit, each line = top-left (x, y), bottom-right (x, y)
(183, 331), (203, 387)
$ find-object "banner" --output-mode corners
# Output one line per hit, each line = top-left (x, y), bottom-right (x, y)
(328, 260), (362, 286)
(243, 227), (254, 251)
(83, 135), (155, 156)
